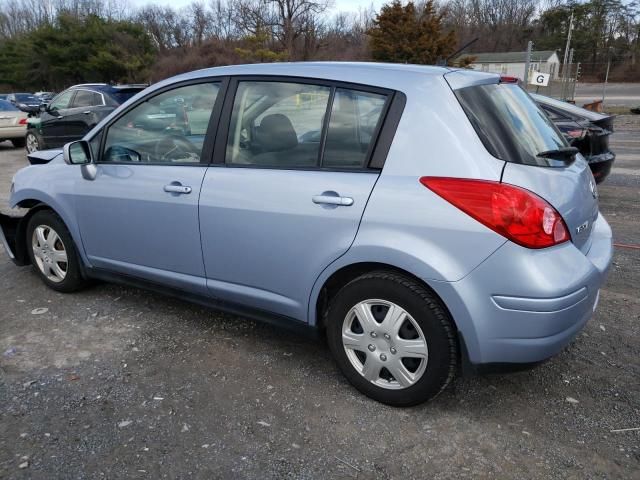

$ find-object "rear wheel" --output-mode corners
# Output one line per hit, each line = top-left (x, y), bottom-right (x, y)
(26, 210), (87, 292)
(326, 271), (458, 406)
(25, 132), (40, 153)
(11, 137), (25, 148)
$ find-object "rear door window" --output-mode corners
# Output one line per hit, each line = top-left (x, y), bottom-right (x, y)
(225, 81), (389, 169)
(323, 89), (387, 168)
(72, 90), (103, 108)
(226, 81), (330, 167)
(454, 83), (569, 166)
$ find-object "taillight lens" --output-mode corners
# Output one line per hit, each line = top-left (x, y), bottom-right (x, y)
(18, 118), (28, 125)
(565, 128), (586, 139)
(420, 177), (570, 249)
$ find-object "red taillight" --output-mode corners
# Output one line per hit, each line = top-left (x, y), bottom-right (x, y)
(419, 177), (570, 249)
(499, 75), (520, 84)
(566, 128), (586, 139)
(18, 118), (28, 125)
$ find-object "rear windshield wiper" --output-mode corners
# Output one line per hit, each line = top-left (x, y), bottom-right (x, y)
(536, 147), (579, 159)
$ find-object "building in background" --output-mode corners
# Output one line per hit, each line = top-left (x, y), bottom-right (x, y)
(459, 50), (561, 82)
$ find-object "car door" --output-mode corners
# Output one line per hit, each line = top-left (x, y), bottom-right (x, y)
(199, 78), (393, 321)
(40, 90), (76, 147)
(63, 89), (112, 139)
(75, 80), (224, 295)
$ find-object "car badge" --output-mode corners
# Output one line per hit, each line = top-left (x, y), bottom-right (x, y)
(589, 179), (598, 199)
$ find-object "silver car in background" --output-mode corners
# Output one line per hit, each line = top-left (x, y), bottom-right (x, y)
(0, 99), (28, 147)
(0, 63), (613, 406)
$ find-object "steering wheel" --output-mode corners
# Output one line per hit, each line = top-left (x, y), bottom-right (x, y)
(153, 135), (200, 162)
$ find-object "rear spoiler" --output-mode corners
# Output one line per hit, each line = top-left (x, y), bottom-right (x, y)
(27, 149), (63, 165)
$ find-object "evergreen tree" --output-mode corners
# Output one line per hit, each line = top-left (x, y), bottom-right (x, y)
(368, 0), (456, 65)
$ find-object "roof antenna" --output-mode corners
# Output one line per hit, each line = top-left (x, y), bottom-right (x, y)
(438, 37), (479, 66)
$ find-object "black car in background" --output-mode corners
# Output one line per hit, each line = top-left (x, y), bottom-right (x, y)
(25, 83), (148, 153)
(532, 93), (616, 183)
(7, 93), (42, 114)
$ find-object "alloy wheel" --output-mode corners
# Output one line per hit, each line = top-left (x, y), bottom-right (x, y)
(342, 299), (428, 390)
(31, 225), (68, 283)
(26, 133), (39, 153)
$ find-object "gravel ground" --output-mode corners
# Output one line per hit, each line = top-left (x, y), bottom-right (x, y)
(0, 117), (639, 479)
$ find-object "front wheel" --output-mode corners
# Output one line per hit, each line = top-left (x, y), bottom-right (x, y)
(326, 271), (458, 406)
(25, 132), (40, 153)
(26, 210), (87, 292)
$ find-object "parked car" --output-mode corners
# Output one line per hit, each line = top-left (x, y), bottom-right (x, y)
(6, 93), (42, 114)
(0, 94), (7, 101)
(532, 93), (616, 183)
(35, 91), (55, 102)
(25, 83), (148, 153)
(0, 99), (28, 147)
(0, 64), (612, 406)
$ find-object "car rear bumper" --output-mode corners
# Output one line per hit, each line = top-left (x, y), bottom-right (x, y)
(587, 152), (615, 183)
(0, 126), (26, 139)
(431, 212), (613, 366)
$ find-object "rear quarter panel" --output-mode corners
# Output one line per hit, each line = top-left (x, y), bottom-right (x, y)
(308, 75), (509, 325)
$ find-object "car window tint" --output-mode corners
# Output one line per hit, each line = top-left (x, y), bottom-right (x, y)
(226, 81), (330, 167)
(50, 90), (74, 110)
(102, 83), (219, 164)
(322, 89), (387, 168)
(72, 90), (103, 107)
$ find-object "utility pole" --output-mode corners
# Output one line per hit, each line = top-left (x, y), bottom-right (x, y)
(564, 48), (574, 100)
(524, 40), (533, 84)
(602, 48), (612, 106)
(562, 12), (574, 79)
(561, 11), (574, 100)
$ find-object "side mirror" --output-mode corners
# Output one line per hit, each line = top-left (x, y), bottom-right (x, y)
(63, 140), (92, 165)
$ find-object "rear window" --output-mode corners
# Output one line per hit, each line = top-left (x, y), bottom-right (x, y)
(15, 94), (39, 102)
(455, 83), (569, 166)
(109, 89), (145, 105)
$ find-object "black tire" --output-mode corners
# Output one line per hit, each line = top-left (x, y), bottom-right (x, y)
(26, 210), (87, 293)
(325, 271), (458, 407)
(11, 137), (25, 148)
(25, 132), (40, 153)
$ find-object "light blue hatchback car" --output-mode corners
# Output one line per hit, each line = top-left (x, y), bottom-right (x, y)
(0, 63), (613, 406)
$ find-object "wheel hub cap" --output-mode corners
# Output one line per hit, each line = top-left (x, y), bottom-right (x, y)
(342, 299), (428, 390)
(32, 225), (67, 283)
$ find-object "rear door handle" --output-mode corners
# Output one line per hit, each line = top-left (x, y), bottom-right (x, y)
(82, 111), (91, 115)
(312, 195), (353, 206)
(164, 184), (192, 194)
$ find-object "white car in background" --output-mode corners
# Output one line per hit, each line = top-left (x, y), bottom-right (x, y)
(0, 99), (28, 148)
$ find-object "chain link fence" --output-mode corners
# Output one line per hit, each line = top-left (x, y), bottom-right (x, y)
(524, 63), (580, 101)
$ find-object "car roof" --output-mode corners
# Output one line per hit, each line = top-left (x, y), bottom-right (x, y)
(69, 84), (148, 93)
(155, 62), (496, 92)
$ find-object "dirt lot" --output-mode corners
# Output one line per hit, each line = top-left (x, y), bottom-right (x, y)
(0, 118), (639, 479)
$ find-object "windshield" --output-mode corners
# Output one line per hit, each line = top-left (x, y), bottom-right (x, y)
(455, 83), (570, 166)
(0, 99), (19, 111)
(15, 94), (39, 102)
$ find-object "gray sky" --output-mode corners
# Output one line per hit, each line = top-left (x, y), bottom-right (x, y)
(129, 0), (385, 15)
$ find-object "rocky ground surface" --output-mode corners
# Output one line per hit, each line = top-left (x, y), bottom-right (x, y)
(0, 116), (638, 479)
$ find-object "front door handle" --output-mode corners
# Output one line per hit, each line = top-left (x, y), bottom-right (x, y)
(312, 194), (353, 206)
(164, 184), (192, 194)
(82, 111), (91, 115)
